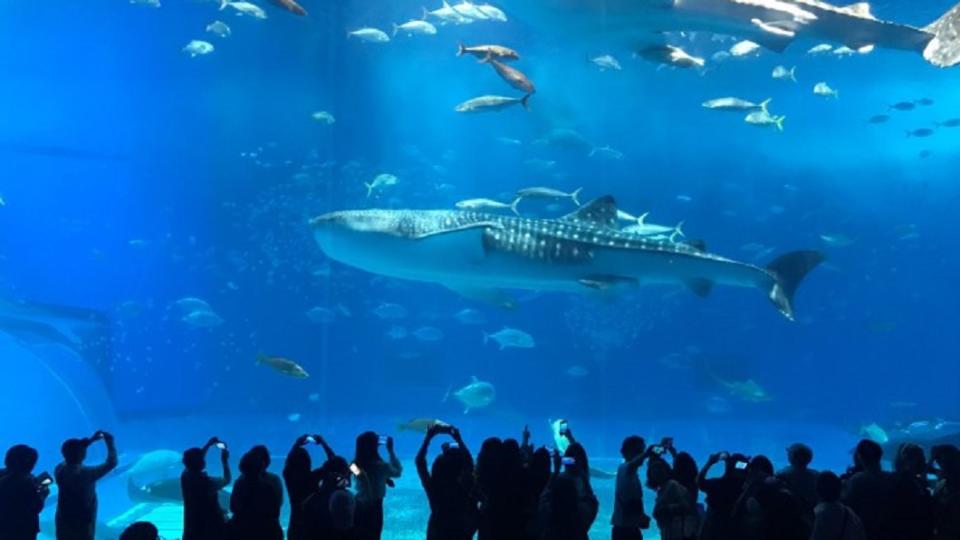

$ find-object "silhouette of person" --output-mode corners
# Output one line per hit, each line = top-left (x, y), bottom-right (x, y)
(55, 430), (118, 540)
(228, 446), (283, 540)
(303, 455), (355, 540)
(415, 423), (478, 540)
(0, 445), (50, 540)
(284, 434), (335, 540)
(611, 436), (651, 540)
(888, 443), (934, 540)
(352, 432), (402, 540)
(811, 471), (865, 540)
(929, 444), (960, 539)
(540, 473), (588, 540)
(647, 454), (698, 540)
(181, 437), (231, 540)
(118, 521), (159, 540)
(842, 439), (893, 540)
(776, 443), (819, 517)
(475, 437), (503, 540)
(697, 451), (747, 540)
(538, 442), (599, 540)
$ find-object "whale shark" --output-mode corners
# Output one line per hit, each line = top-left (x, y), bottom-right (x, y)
(311, 196), (824, 320)
(502, 0), (960, 68)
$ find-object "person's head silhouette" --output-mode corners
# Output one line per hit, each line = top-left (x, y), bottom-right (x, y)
(5, 444), (39, 474)
(61, 439), (87, 466)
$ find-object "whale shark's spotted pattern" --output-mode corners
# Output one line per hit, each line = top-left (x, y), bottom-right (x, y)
(311, 196), (825, 320)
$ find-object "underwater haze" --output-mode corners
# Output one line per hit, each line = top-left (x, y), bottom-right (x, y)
(2, 0), (960, 538)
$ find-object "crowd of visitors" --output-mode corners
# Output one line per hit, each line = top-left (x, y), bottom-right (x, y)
(1, 426), (958, 539)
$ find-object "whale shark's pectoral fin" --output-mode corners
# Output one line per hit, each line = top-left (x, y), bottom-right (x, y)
(577, 274), (638, 290)
(444, 284), (517, 309)
(686, 278), (714, 298)
(748, 19), (796, 52)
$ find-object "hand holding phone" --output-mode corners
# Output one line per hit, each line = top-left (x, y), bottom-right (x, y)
(349, 463), (362, 477)
(36, 472), (53, 487)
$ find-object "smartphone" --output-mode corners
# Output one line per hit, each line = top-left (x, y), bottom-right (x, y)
(447, 442), (460, 450)
(735, 461), (748, 470)
(559, 421), (569, 435)
(652, 446), (665, 455)
(305, 436), (316, 444)
(378, 436), (388, 446)
(349, 463), (361, 477)
(561, 457), (576, 466)
(215, 442), (227, 450)
(37, 472), (53, 486)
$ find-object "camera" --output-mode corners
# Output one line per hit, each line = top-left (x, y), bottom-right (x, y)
(36, 472), (53, 487)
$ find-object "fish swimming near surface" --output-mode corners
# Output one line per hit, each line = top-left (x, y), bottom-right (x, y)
(906, 128), (935, 138)
(310, 196), (824, 320)
(348, 28), (390, 43)
(480, 56), (536, 93)
(890, 101), (917, 111)
(398, 418), (449, 432)
(393, 20), (438, 37)
(590, 54), (623, 71)
(219, 0), (267, 19)
(516, 187), (583, 207)
(745, 110), (786, 131)
(424, 0), (474, 25)
(271, 0), (307, 16)
(456, 198), (520, 215)
(455, 94), (531, 113)
(636, 45), (705, 68)
(257, 355), (310, 378)
(730, 40), (761, 57)
(505, 0), (960, 68)
(484, 327), (535, 350)
(365, 173), (398, 197)
(715, 377), (774, 402)
(771, 65), (797, 82)
(702, 97), (771, 113)
(182, 40), (214, 58)
(457, 43), (520, 61)
(445, 376), (496, 413)
(813, 82), (839, 98)
(206, 20), (231, 38)
(935, 118), (960, 128)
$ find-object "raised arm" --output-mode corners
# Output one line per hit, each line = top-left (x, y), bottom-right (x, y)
(698, 452), (722, 487)
(313, 434), (336, 460)
(90, 431), (118, 481)
(385, 436), (402, 477)
(416, 428), (437, 488)
(450, 427), (473, 469)
(215, 447), (232, 489)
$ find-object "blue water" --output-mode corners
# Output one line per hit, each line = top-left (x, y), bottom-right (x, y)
(2, 0), (960, 538)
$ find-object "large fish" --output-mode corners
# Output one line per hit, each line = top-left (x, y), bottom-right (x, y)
(501, 0), (960, 68)
(0, 298), (109, 353)
(311, 196), (823, 320)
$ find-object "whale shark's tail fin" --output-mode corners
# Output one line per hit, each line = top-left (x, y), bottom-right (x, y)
(765, 251), (825, 321)
(924, 3), (960, 67)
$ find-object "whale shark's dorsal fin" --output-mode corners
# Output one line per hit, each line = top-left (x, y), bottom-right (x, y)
(562, 196), (618, 229)
(842, 2), (874, 19)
